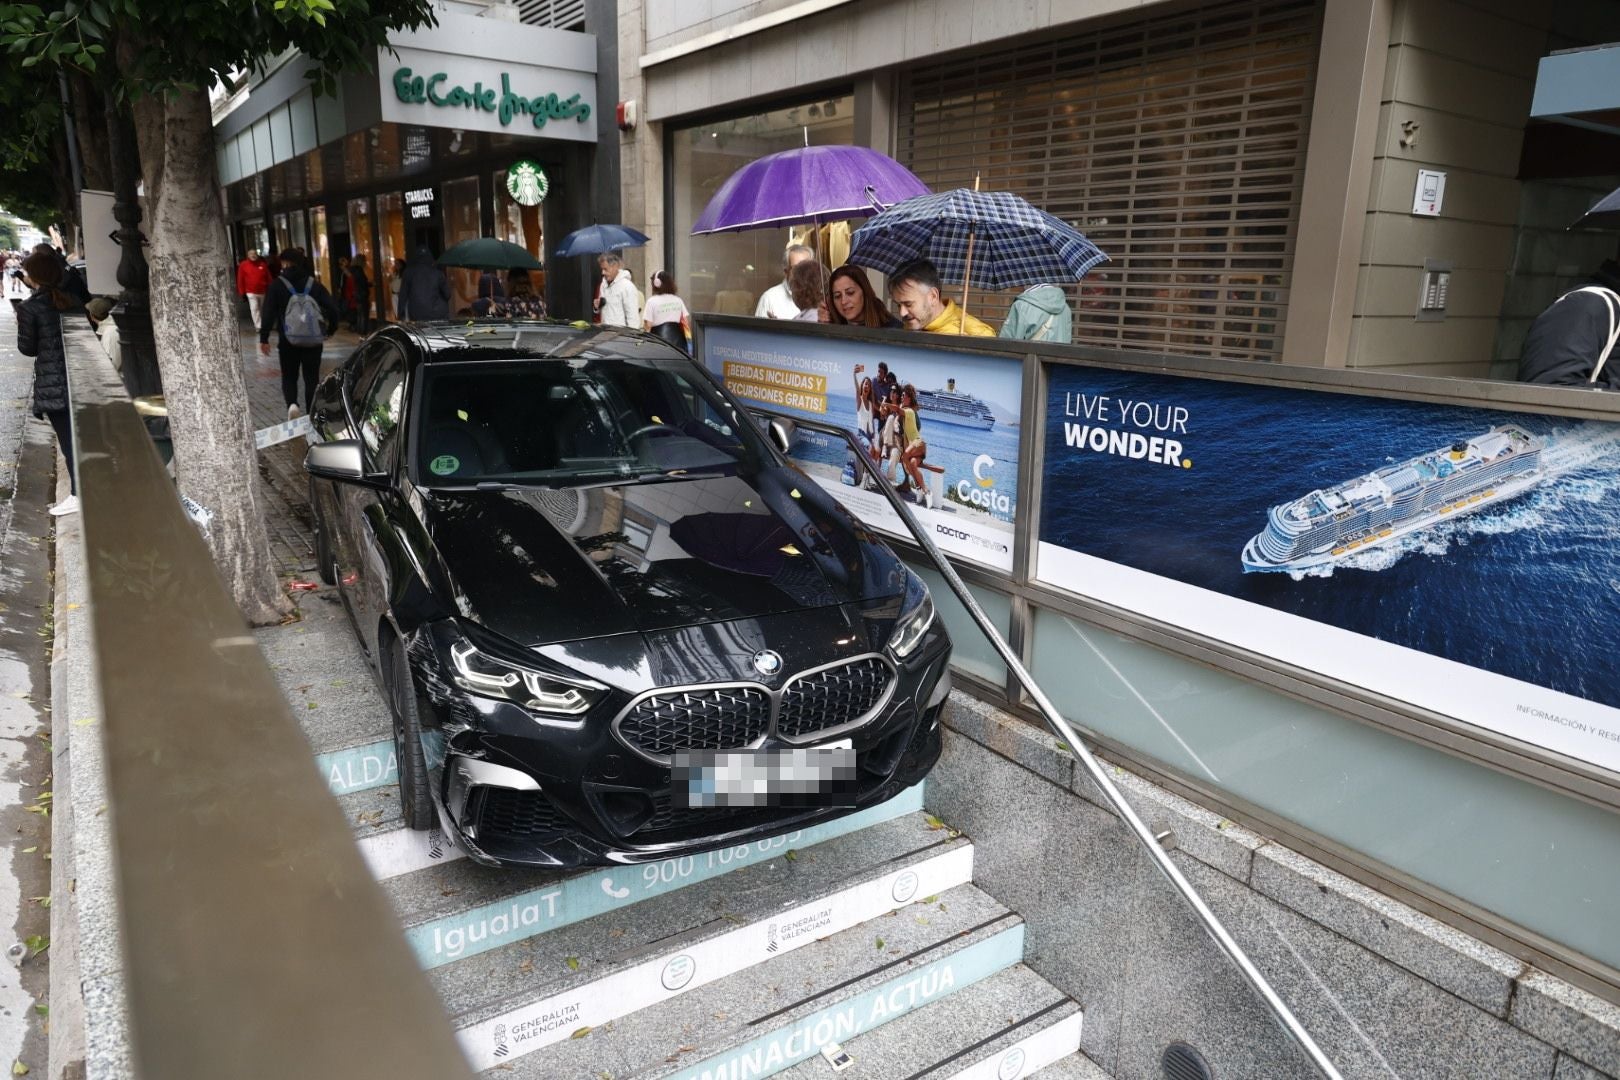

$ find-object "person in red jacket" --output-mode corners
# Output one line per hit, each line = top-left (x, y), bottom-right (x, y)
(236, 249), (271, 329)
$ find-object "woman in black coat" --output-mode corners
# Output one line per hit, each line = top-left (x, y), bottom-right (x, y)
(18, 250), (85, 516)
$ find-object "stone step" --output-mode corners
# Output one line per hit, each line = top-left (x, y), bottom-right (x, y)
(1032, 1051), (1116, 1078)
(402, 808), (953, 982)
(484, 882), (1022, 1079)
(776, 963), (1080, 1080)
(450, 831), (974, 1069)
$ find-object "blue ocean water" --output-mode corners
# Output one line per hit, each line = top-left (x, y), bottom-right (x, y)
(1041, 370), (1620, 709)
(789, 390), (1023, 520)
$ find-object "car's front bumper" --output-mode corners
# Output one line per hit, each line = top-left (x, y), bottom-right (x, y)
(413, 611), (952, 869)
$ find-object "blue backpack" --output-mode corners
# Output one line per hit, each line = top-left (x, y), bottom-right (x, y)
(280, 275), (325, 346)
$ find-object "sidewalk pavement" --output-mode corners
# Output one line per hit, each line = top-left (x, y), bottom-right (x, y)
(237, 325), (361, 577)
(0, 301), (57, 1078)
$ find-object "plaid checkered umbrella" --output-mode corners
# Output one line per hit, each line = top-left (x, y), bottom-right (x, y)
(848, 189), (1107, 290)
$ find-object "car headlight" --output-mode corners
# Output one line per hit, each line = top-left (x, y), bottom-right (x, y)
(886, 573), (936, 659)
(449, 640), (605, 717)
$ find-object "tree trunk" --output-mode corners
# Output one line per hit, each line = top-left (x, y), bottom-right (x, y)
(70, 72), (112, 192)
(129, 86), (292, 625)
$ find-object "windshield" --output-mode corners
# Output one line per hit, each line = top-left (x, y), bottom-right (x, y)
(413, 356), (774, 487)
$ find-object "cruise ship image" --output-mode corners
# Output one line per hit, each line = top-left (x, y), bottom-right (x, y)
(915, 378), (996, 431)
(1241, 425), (1545, 573)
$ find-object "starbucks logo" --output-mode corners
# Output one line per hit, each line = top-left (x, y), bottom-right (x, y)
(507, 160), (550, 206)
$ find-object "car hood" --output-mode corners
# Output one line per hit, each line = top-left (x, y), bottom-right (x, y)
(417, 469), (908, 645)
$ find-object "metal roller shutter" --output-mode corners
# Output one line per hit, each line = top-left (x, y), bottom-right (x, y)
(898, 0), (1322, 361)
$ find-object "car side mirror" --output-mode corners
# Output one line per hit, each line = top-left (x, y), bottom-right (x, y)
(305, 440), (391, 490)
(765, 417), (795, 454)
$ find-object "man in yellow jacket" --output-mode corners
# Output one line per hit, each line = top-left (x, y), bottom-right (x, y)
(888, 259), (996, 336)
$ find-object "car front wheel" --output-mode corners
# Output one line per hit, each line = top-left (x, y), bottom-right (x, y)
(386, 638), (435, 830)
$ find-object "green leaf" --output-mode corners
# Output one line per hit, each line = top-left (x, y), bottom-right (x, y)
(783, 849), (798, 862)
(31, 1006), (45, 1017)
(13, 1060), (29, 1075)
(18, 54), (37, 68)
(874, 937), (885, 950)
(23, 936), (47, 956)
(564, 956), (579, 971)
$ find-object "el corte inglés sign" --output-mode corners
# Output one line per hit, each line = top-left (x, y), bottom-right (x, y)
(392, 67), (591, 131)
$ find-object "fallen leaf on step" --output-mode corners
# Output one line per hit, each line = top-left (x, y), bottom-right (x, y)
(570, 1027), (591, 1040)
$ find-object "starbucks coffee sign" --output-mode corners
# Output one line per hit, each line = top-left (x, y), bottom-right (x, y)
(506, 161), (549, 206)
(392, 68), (591, 132)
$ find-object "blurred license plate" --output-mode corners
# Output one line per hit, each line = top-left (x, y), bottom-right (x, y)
(672, 746), (858, 808)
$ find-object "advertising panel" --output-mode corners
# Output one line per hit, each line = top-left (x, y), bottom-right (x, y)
(1037, 364), (1620, 775)
(703, 324), (1023, 572)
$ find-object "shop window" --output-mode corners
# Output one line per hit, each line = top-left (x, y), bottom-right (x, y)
(668, 95), (855, 316)
(309, 206), (329, 287)
(898, 0), (1319, 360)
(495, 167), (545, 301)
(441, 176), (482, 316)
(378, 192), (406, 321)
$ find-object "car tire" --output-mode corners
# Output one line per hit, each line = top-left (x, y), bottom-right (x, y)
(386, 638), (436, 831)
(309, 476), (337, 586)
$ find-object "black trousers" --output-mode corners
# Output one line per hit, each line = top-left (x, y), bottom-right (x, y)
(278, 344), (322, 412)
(43, 408), (74, 494)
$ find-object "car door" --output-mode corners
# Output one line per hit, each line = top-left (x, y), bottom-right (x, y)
(335, 342), (410, 663)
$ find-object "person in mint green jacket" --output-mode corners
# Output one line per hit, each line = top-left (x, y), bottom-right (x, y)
(999, 284), (1073, 343)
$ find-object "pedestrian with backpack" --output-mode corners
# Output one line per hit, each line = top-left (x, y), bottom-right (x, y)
(258, 247), (339, 419)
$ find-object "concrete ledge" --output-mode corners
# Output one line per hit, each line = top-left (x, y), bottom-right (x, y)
(933, 690), (1620, 1079)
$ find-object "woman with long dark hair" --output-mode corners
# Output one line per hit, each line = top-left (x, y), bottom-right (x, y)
(827, 264), (902, 329)
(18, 250), (85, 516)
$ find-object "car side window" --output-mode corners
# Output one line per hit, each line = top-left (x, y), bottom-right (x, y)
(359, 346), (407, 472)
(346, 341), (387, 405)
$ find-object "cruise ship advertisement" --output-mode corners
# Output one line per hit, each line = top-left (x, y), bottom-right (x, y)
(702, 324), (1024, 571)
(1036, 365), (1620, 775)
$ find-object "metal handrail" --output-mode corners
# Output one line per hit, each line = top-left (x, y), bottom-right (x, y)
(757, 407), (1344, 1080)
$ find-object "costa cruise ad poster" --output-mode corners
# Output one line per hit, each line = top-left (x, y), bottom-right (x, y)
(703, 324), (1024, 572)
(1037, 364), (1620, 775)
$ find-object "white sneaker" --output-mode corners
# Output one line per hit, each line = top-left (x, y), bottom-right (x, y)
(49, 495), (79, 517)
(287, 403), (302, 421)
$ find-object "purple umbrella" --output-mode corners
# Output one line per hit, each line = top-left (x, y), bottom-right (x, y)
(691, 145), (931, 235)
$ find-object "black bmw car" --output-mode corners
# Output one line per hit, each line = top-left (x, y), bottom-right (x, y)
(304, 321), (950, 868)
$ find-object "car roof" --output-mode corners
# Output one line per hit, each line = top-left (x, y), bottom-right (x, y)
(390, 320), (687, 365)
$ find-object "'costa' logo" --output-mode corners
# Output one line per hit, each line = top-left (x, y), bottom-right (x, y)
(957, 454), (1012, 517)
(972, 454), (996, 488)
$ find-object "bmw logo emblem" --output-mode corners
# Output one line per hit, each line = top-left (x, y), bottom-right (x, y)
(751, 650), (784, 677)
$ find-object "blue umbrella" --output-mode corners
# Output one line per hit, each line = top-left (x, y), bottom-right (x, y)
(848, 189), (1107, 291)
(554, 224), (651, 258)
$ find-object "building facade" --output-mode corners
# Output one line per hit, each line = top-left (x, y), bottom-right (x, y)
(617, 0), (1620, 376)
(213, 0), (620, 322)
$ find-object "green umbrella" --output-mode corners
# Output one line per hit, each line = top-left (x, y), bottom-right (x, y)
(436, 237), (544, 271)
